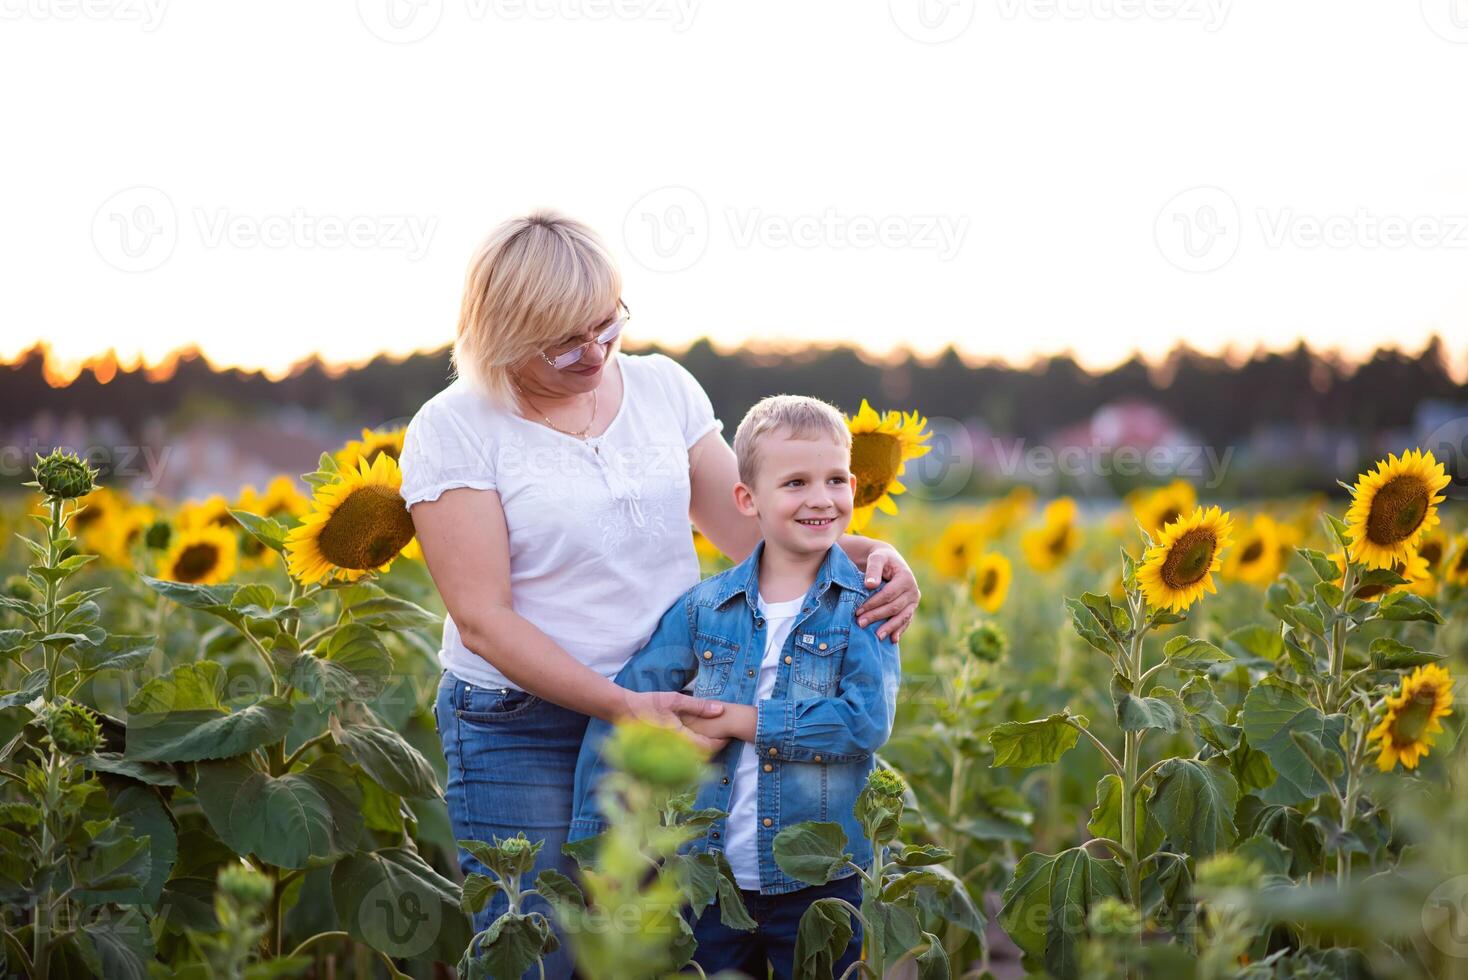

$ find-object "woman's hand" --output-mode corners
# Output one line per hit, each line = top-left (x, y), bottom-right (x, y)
(621, 690), (731, 756)
(856, 542), (921, 642)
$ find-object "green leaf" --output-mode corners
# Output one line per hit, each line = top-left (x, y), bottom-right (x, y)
(1240, 678), (1346, 805)
(332, 846), (472, 962)
(998, 851), (1061, 965)
(195, 755), (363, 869)
(792, 897), (855, 980)
(125, 696), (293, 763)
(1180, 676), (1240, 751)
(1368, 637), (1446, 670)
(1085, 773), (1155, 853)
(1223, 625), (1285, 664)
(712, 852), (758, 932)
(1296, 548), (1341, 583)
(534, 868), (586, 914)
(892, 842), (954, 867)
(1064, 597), (1119, 661)
(74, 786), (176, 908)
(0, 669), (48, 709)
(79, 752), (182, 787)
(463, 911), (555, 979)
(1377, 591), (1444, 624)
(294, 624), (392, 704)
(1047, 847), (1124, 979)
(229, 510), (288, 554)
(912, 932), (951, 980)
(772, 821), (851, 886)
(914, 861), (987, 938)
(460, 873), (496, 916)
(1162, 635), (1231, 671)
(1285, 603), (1325, 635)
(346, 595), (441, 631)
(74, 819), (151, 894)
(71, 634), (155, 673)
(329, 713), (441, 799)
(1112, 675), (1184, 733)
(1288, 729), (1344, 783)
(1148, 759), (1238, 858)
(989, 713), (1081, 768)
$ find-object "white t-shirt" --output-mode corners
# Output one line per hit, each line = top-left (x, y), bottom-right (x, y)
(397, 351), (724, 692)
(722, 591), (805, 889)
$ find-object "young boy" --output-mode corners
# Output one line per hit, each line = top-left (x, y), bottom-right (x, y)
(567, 394), (902, 979)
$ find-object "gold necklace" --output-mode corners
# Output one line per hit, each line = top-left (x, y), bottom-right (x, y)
(515, 383), (598, 439)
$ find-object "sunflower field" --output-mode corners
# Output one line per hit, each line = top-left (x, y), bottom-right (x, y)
(1, 406), (1466, 980)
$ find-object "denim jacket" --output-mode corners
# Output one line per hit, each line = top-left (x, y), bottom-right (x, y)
(568, 539), (901, 894)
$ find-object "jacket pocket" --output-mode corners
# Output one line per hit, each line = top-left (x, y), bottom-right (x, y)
(792, 629), (848, 694)
(691, 632), (739, 698)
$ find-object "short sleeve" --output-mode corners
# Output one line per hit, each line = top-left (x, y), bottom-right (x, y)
(650, 353), (723, 450)
(398, 398), (497, 509)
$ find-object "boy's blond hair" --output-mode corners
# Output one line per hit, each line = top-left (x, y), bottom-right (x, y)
(732, 395), (852, 486)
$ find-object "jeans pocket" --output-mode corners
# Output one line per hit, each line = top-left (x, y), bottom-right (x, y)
(456, 683), (543, 726)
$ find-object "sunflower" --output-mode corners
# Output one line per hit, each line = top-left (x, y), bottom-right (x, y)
(1447, 536), (1468, 587)
(157, 524), (238, 586)
(1131, 479), (1198, 538)
(1222, 514), (1282, 585)
(933, 518), (986, 580)
(286, 453), (418, 585)
(974, 486), (1036, 539)
(177, 494), (238, 532)
(336, 425), (407, 473)
(1021, 497), (1081, 572)
(1368, 664), (1454, 771)
(1344, 449), (1450, 570)
(1273, 518), (1303, 573)
(236, 476), (311, 567)
(844, 400), (932, 533)
(970, 551), (1012, 613)
(691, 527), (723, 565)
(68, 486), (126, 551)
(98, 503), (156, 567)
(1136, 505), (1234, 612)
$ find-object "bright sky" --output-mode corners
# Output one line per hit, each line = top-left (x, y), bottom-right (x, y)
(4, 0), (1467, 383)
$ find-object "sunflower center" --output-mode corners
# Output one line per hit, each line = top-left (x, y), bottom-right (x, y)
(1160, 529), (1216, 589)
(850, 433), (902, 508)
(1365, 476), (1429, 546)
(173, 543), (221, 583)
(1047, 526), (1069, 556)
(316, 485), (416, 570)
(1156, 507), (1180, 531)
(979, 568), (998, 596)
(1419, 540), (1443, 567)
(1456, 549), (1468, 575)
(1389, 687), (1440, 746)
(1239, 539), (1264, 564)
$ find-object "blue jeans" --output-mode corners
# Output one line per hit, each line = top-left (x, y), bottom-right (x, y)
(689, 871), (864, 980)
(434, 671), (591, 980)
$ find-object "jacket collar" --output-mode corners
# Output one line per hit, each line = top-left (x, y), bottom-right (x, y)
(711, 538), (868, 614)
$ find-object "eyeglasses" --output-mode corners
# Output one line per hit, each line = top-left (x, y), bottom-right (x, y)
(541, 301), (630, 371)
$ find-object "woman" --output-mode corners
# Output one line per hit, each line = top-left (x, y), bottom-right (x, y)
(399, 210), (921, 978)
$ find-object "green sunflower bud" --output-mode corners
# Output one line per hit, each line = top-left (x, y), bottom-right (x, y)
(604, 719), (706, 790)
(1196, 852), (1264, 891)
(1087, 896), (1142, 938)
(216, 863), (273, 909)
(143, 520), (172, 551)
(3, 575), (39, 603)
(962, 619), (1008, 663)
(855, 767), (907, 843)
(44, 702), (102, 755)
(31, 450), (97, 500)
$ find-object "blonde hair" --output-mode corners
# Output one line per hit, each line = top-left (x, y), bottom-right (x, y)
(733, 395), (852, 486)
(451, 209), (622, 409)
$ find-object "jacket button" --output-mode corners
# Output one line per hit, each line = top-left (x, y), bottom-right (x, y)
(818, 642), (828, 650)
(721, 776), (729, 784)
(711, 831), (720, 839)
(783, 655), (792, 665)
(703, 650), (713, 660)
(762, 818), (773, 828)
(763, 763), (773, 772)
(747, 669), (755, 677)
(813, 754), (822, 762)
(768, 747), (777, 757)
